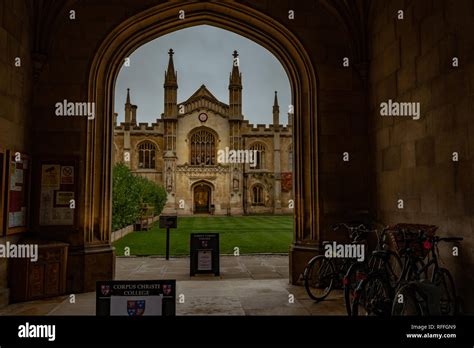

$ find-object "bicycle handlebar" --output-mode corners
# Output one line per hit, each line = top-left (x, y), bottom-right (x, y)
(332, 223), (366, 231)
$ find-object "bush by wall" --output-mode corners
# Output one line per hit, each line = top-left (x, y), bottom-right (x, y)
(112, 163), (167, 231)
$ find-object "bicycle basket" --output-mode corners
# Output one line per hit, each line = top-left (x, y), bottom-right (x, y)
(386, 223), (438, 258)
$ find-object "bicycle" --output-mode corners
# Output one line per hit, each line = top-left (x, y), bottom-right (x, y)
(391, 235), (462, 315)
(352, 225), (462, 316)
(303, 223), (369, 302)
(351, 226), (432, 316)
(343, 225), (402, 315)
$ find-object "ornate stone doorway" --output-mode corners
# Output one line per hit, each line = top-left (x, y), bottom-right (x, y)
(194, 183), (211, 214)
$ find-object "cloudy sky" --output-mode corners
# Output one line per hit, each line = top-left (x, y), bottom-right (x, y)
(114, 25), (291, 125)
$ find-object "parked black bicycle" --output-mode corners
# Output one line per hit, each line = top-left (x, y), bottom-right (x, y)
(391, 234), (462, 315)
(303, 223), (369, 303)
(343, 225), (402, 315)
(351, 224), (462, 316)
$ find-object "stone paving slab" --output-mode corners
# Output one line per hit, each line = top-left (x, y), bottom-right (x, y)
(0, 256), (346, 316)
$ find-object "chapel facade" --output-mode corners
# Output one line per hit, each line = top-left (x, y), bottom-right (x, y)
(113, 49), (293, 215)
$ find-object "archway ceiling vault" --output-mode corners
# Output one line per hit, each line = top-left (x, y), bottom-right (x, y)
(319, 0), (372, 82)
(29, 0), (373, 83)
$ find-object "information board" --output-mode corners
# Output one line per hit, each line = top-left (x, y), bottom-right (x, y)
(5, 151), (30, 234)
(190, 233), (220, 276)
(159, 215), (177, 229)
(39, 161), (76, 226)
(96, 280), (176, 316)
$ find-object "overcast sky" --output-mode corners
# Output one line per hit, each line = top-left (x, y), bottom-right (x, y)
(114, 25), (291, 125)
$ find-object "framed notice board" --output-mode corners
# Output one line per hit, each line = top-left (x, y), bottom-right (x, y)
(0, 148), (6, 235)
(38, 159), (77, 227)
(5, 150), (31, 235)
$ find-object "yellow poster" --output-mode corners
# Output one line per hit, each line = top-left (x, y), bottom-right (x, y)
(41, 164), (60, 190)
(56, 191), (74, 206)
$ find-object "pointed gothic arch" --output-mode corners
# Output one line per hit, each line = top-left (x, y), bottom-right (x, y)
(187, 126), (219, 166)
(87, 1), (318, 284)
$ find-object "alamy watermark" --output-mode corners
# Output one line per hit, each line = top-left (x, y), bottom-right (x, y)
(324, 241), (365, 262)
(380, 99), (420, 120)
(18, 322), (55, 342)
(0, 242), (38, 262)
(55, 99), (95, 120)
(217, 147), (258, 167)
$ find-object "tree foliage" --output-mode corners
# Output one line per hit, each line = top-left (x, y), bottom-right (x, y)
(112, 163), (167, 231)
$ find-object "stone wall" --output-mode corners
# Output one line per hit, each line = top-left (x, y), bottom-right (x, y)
(369, 0), (474, 312)
(0, 0), (33, 307)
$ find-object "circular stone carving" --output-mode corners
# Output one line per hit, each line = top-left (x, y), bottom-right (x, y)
(198, 112), (208, 122)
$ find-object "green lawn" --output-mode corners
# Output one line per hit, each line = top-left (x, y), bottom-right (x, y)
(113, 216), (293, 256)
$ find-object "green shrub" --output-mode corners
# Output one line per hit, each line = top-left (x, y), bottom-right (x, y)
(112, 163), (167, 231)
(134, 175), (167, 215)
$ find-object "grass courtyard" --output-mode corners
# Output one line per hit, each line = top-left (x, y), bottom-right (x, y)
(113, 216), (293, 256)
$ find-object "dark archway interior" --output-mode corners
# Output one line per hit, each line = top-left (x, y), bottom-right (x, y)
(0, 0), (473, 314)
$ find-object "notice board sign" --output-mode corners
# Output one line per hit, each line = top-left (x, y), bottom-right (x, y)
(39, 160), (77, 226)
(159, 215), (177, 229)
(96, 280), (176, 316)
(5, 151), (31, 235)
(190, 233), (220, 276)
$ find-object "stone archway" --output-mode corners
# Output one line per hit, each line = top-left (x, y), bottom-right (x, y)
(87, 1), (318, 286)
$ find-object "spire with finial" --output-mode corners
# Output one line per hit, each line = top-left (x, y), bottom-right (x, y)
(126, 88), (131, 104)
(165, 48), (177, 86)
(229, 50), (242, 86)
(124, 88), (132, 123)
(273, 91), (280, 127)
(164, 49), (178, 118)
(229, 50), (242, 119)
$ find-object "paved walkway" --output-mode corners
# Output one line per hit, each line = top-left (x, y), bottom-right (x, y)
(0, 255), (346, 316)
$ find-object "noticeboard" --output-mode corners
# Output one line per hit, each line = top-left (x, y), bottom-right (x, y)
(96, 280), (176, 316)
(5, 151), (31, 235)
(159, 215), (177, 229)
(190, 233), (220, 276)
(38, 160), (77, 227)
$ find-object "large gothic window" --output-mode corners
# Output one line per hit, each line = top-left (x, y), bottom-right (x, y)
(190, 128), (216, 165)
(138, 141), (156, 169)
(252, 185), (264, 205)
(250, 143), (266, 169)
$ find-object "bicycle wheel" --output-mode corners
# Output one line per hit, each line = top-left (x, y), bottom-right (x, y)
(304, 255), (335, 301)
(392, 283), (424, 316)
(351, 273), (392, 316)
(343, 261), (368, 316)
(433, 268), (457, 315)
(368, 250), (403, 288)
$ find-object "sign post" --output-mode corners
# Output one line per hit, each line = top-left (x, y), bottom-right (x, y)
(159, 215), (177, 260)
(190, 233), (220, 276)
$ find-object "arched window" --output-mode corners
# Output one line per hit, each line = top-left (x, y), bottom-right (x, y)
(288, 143), (293, 170)
(138, 141), (156, 169)
(252, 185), (264, 205)
(250, 143), (265, 169)
(190, 128), (216, 165)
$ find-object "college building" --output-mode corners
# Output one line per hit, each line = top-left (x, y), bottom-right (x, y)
(113, 50), (293, 215)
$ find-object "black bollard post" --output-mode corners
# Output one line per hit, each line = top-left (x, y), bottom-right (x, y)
(166, 227), (170, 260)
